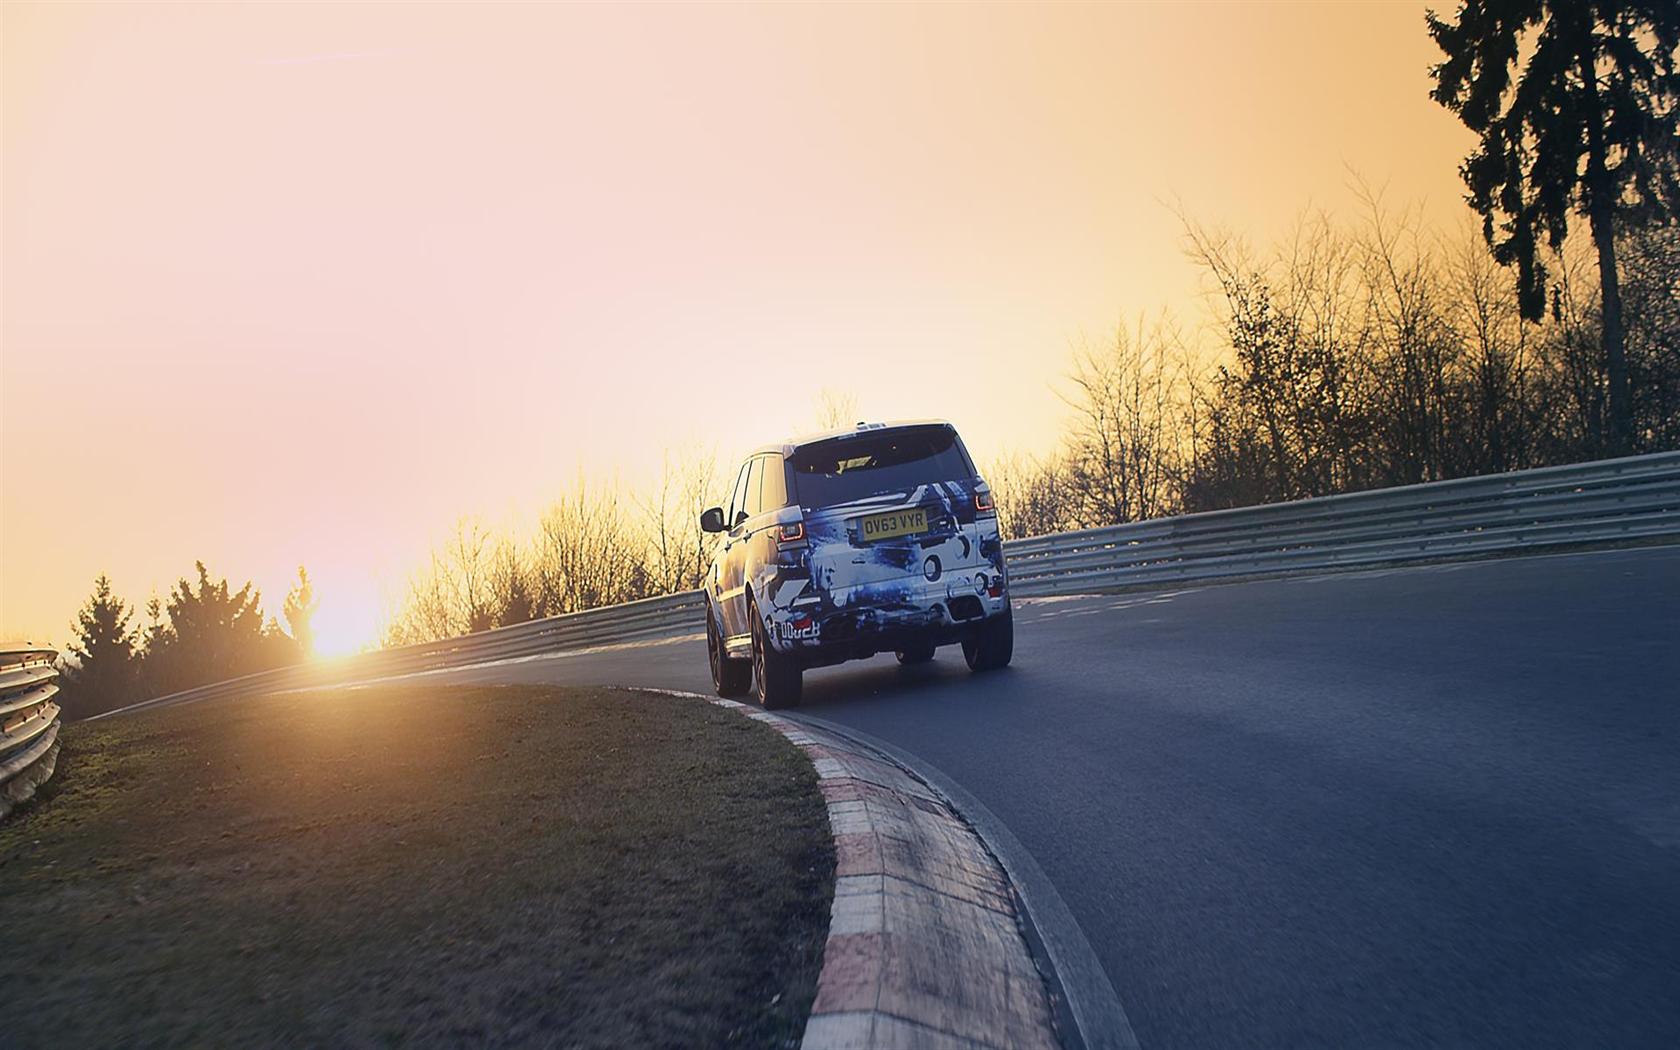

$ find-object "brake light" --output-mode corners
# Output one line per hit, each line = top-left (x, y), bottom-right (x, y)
(777, 520), (806, 544)
(974, 489), (996, 515)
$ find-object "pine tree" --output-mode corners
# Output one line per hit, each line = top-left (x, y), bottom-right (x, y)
(145, 562), (278, 694)
(1428, 0), (1680, 454)
(283, 566), (319, 657)
(137, 594), (171, 697)
(61, 575), (139, 719)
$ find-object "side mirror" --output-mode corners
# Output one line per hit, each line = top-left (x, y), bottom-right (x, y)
(700, 507), (726, 533)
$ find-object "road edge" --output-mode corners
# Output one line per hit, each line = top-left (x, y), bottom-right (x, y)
(793, 712), (1141, 1050)
(644, 689), (1066, 1050)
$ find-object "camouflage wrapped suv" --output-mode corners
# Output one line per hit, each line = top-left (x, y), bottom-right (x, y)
(701, 420), (1012, 708)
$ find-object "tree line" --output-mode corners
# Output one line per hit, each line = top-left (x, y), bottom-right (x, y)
(57, 565), (316, 720)
(381, 452), (722, 646)
(989, 203), (1678, 539)
(994, 0), (1679, 536)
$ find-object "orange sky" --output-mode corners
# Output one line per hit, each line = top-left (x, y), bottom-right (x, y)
(3, 1), (1479, 654)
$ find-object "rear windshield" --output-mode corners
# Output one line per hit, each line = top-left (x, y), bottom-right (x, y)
(791, 426), (972, 507)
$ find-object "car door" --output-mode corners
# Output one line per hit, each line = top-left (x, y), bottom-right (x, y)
(715, 461), (752, 636)
(721, 457), (763, 639)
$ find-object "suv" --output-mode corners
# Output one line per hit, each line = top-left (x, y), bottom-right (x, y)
(700, 420), (1013, 708)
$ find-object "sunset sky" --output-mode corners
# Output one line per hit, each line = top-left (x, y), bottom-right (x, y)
(3, 1), (1480, 654)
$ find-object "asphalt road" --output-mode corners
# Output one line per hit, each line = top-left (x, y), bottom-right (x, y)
(419, 547), (1680, 1049)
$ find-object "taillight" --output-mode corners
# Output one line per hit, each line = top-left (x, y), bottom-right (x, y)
(777, 520), (806, 545)
(974, 489), (996, 515)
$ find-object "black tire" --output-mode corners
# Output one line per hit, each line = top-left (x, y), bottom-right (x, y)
(962, 607), (1014, 672)
(896, 643), (936, 665)
(708, 605), (751, 698)
(750, 598), (802, 709)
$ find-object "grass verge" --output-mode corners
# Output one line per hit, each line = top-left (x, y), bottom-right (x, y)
(0, 685), (834, 1048)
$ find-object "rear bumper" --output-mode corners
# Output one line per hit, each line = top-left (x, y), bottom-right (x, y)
(766, 569), (1010, 665)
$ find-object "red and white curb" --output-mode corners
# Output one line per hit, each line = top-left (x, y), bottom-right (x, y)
(653, 690), (1061, 1050)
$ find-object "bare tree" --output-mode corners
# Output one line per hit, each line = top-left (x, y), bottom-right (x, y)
(1533, 235), (1615, 461)
(384, 554), (451, 646)
(986, 452), (1079, 539)
(1619, 219), (1680, 451)
(382, 518), (497, 643)
(448, 518), (497, 634)
(1277, 209), (1373, 493)
(814, 388), (861, 430)
(1356, 192), (1461, 485)
(490, 539), (536, 627)
(1445, 221), (1538, 474)
(1060, 318), (1186, 526)
(535, 479), (650, 614)
(638, 446), (724, 594)
(1182, 221), (1314, 506)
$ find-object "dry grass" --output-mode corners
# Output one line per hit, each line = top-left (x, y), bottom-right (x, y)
(0, 685), (834, 1048)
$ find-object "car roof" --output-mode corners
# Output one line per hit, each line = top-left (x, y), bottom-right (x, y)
(746, 418), (957, 459)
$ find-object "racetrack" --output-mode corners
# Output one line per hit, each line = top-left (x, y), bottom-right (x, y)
(411, 546), (1680, 1050)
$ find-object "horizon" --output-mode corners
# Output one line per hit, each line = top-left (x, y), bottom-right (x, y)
(2, 1), (1481, 653)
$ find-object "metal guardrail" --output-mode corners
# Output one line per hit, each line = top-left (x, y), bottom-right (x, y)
(1001, 449), (1680, 596)
(1, 647), (62, 820)
(91, 590), (710, 721)
(94, 451), (1680, 721)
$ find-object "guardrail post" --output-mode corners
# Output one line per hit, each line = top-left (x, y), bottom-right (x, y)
(1, 648), (63, 821)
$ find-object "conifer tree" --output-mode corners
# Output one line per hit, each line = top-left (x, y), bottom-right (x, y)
(145, 562), (274, 693)
(1428, 0), (1680, 453)
(61, 575), (139, 718)
(283, 566), (319, 657)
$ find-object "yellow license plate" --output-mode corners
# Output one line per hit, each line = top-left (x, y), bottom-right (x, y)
(858, 507), (928, 542)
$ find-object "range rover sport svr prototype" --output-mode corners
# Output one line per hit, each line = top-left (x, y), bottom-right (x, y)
(700, 420), (1013, 708)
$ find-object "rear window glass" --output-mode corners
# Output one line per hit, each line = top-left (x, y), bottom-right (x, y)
(791, 426), (971, 507)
